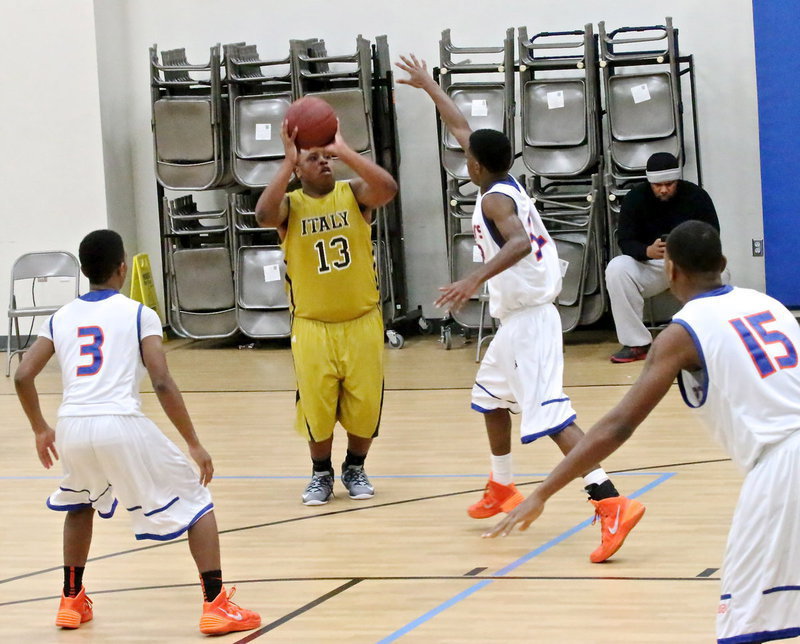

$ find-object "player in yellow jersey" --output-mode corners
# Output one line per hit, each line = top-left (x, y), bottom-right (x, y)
(255, 120), (397, 505)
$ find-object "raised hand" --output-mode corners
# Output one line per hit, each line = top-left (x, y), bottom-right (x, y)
(281, 119), (299, 165)
(395, 53), (434, 89)
(322, 119), (348, 157)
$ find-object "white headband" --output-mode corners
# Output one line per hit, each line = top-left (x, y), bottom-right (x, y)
(646, 168), (682, 183)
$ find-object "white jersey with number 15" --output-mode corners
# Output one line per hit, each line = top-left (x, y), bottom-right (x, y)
(674, 285), (800, 471)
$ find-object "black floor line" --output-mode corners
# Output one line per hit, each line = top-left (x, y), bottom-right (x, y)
(232, 579), (362, 643)
(0, 383), (640, 397)
(464, 567), (487, 576)
(697, 568), (720, 578)
(0, 574), (721, 609)
(0, 457), (729, 587)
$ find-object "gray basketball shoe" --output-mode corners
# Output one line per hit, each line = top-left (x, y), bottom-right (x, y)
(302, 472), (334, 505)
(340, 464), (375, 500)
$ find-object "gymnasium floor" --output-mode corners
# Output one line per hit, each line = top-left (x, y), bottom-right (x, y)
(0, 330), (735, 642)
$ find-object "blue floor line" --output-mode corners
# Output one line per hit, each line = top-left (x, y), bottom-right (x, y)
(377, 472), (675, 644)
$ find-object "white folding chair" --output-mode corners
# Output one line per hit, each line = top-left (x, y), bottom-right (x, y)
(7, 251), (80, 376)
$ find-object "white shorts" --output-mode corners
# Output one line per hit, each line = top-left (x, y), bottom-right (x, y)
(471, 303), (576, 443)
(47, 415), (214, 541)
(717, 430), (800, 643)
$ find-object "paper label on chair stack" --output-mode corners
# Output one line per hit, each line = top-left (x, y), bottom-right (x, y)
(631, 84), (651, 104)
(547, 91), (565, 109)
(263, 264), (281, 282)
(471, 100), (488, 117)
(559, 258), (569, 277)
(255, 123), (272, 140)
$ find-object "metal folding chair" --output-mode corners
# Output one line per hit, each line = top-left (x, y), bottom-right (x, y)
(7, 251), (80, 376)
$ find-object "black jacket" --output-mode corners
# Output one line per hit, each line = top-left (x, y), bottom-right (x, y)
(617, 180), (719, 261)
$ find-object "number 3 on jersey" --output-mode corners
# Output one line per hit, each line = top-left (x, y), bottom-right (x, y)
(314, 236), (351, 273)
(77, 326), (104, 376)
(729, 311), (798, 378)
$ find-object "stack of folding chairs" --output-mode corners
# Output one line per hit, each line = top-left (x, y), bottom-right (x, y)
(150, 35), (411, 344)
(161, 195), (237, 339)
(518, 24), (605, 332)
(431, 17), (700, 337)
(434, 28), (516, 348)
(599, 17), (689, 324)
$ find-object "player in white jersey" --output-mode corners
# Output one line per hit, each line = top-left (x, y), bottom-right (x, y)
(488, 220), (800, 643)
(397, 54), (644, 563)
(13, 230), (260, 636)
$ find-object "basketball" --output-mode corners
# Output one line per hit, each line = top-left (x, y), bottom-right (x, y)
(285, 96), (338, 150)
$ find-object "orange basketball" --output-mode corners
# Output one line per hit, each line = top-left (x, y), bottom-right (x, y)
(285, 96), (338, 149)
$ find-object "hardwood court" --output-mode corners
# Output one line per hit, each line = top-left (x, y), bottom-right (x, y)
(0, 332), (736, 642)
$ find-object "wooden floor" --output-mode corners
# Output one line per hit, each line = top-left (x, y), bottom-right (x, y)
(0, 331), (736, 643)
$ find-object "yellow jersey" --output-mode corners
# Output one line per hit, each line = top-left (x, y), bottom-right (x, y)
(283, 181), (379, 322)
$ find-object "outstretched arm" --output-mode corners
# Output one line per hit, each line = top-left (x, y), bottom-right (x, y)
(254, 120), (298, 231)
(141, 335), (213, 486)
(435, 194), (531, 313)
(395, 53), (472, 151)
(14, 337), (58, 468)
(484, 322), (701, 537)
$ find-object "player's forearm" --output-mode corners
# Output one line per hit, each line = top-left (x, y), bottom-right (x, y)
(255, 161), (294, 227)
(338, 146), (398, 206)
(537, 422), (632, 502)
(474, 236), (531, 284)
(418, 77), (471, 139)
(152, 378), (201, 448)
(14, 380), (50, 434)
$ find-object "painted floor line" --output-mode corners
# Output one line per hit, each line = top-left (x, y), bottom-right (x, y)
(377, 472), (675, 643)
(0, 471), (662, 481)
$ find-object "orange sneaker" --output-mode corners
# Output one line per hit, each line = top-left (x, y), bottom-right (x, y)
(590, 496), (646, 563)
(467, 476), (525, 519)
(199, 586), (261, 635)
(55, 587), (93, 629)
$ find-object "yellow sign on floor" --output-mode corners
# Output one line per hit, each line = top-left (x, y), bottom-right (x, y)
(129, 253), (162, 319)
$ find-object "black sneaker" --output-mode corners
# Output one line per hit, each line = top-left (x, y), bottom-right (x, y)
(610, 345), (650, 364)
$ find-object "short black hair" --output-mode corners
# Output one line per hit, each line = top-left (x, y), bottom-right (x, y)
(666, 221), (723, 274)
(79, 230), (125, 285)
(468, 129), (512, 173)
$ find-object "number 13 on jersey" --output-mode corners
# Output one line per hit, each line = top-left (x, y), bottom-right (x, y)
(314, 236), (351, 274)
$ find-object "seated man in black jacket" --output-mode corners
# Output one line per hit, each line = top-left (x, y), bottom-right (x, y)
(606, 152), (720, 363)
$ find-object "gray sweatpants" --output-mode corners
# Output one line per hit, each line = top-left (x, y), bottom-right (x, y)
(605, 256), (667, 347)
(606, 255), (730, 346)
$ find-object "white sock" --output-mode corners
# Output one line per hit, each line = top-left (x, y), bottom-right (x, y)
(490, 453), (513, 485)
(582, 468), (609, 488)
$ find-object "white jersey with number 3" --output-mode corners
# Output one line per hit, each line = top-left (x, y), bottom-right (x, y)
(471, 175), (561, 321)
(673, 285), (800, 470)
(39, 290), (163, 417)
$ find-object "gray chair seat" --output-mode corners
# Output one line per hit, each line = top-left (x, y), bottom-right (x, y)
(7, 251), (80, 376)
(236, 246), (288, 310)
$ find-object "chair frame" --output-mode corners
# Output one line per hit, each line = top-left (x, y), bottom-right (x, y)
(6, 251), (80, 376)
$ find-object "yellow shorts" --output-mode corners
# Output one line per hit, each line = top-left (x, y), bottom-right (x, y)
(291, 306), (384, 442)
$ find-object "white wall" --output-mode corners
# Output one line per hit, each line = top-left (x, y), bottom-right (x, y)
(0, 0), (107, 319)
(4, 0), (763, 326)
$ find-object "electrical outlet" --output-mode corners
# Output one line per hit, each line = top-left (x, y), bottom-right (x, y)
(752, 239), (764, 257)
